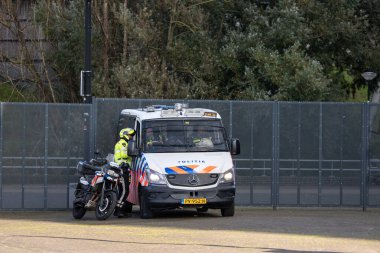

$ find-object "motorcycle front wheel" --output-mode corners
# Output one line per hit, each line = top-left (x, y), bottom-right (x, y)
(72, 203), (87, 219)
(95, 191), (117, 220)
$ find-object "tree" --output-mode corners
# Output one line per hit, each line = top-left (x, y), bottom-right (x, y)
(111, 0), (220, 99)
(34, 0), (88, 102)
(24, 0), (380, 102)
(218, 0), (375, 101)
(0, 0), (56, 102)
(359, 0), (380, 80)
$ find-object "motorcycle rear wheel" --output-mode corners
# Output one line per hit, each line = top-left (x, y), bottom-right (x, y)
(72, 204), (87, 219)
(95, 191), (117, 220)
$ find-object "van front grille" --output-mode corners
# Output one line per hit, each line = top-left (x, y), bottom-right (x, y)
(166, 173), (219, 187)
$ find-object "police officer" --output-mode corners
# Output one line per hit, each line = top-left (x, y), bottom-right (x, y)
(192, 126), (213, 148)
(114, 127), (135, 217)
(145, 127), (164, 150)
(115, 128), (135, 165)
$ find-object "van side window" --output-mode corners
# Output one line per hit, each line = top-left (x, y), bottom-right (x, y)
(117, 115), (136, 141)
(118, 115), (136, 130)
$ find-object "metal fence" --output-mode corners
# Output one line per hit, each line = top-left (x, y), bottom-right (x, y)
(0, 99), (379, 210)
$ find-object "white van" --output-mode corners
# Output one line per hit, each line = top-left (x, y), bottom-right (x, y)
(118, 103), (240, 218)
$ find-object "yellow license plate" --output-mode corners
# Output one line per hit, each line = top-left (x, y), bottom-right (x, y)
(181, 198), (207, 205)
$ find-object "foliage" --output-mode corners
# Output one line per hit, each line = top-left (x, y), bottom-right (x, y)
(244, 43), (330, 101)
(219, 0), (375, 101)
(33, 1), (87, 102)
(0, 82), (35, 102)
(7, 0), (378, 102)
(0, 0), (58, 102)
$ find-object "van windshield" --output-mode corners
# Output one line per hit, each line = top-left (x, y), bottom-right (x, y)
(142, 119), (229, 153)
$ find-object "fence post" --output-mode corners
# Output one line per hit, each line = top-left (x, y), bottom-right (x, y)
(318, 103), (323, 206)
(272, 101), (279, 210)
(297, 102), (301, 206)
(44, 104), (49, 210)
(90, 99), (96, 156)
(22, 104), (26, 209)
(250, 106), (254, 205)
(229, 101), (233, 139)
(83, 109), (91, 162)
(0, 103), (2, 209)
(362, 103), (369, 211)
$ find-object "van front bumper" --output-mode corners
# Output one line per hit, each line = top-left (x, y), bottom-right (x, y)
(141, 183), (235, 209)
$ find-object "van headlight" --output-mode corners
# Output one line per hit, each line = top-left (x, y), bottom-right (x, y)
(220, 169), (234, 184)
(147, 169), (166, 185)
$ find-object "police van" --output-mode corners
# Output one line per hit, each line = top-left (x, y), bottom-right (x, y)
(118, 103), (240, 218)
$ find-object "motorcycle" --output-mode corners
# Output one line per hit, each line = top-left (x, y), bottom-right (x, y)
(72, 157), (125, 220)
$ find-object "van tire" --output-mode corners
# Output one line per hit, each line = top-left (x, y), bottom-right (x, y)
(221, 202), (235, 217)
(139, 189), (153, 219)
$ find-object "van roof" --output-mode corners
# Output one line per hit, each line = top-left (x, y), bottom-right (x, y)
(120, 103), (222, 121)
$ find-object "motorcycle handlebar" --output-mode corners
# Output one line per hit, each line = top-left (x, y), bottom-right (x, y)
(90, 158), (108, 166)
(78, 160), (126, 176)
(82, 163), (100, 172)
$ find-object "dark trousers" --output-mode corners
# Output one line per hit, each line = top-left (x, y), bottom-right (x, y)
(115, 169), (132, 214)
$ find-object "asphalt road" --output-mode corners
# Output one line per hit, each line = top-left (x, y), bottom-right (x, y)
(0, 207), (379, 253)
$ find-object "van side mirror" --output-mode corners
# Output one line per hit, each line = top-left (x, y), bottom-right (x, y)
(230, 138), (240, 155)
(127, 140), (139, 157)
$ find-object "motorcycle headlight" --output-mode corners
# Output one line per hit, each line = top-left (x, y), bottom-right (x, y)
(147, 169), (166, 185)
(220, 169), (234, 184)
(109, 162), (119, 168)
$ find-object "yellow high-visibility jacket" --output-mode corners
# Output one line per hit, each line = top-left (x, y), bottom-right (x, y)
(114, 139), (131, 165)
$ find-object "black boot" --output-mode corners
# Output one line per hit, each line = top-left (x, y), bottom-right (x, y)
(115, 204), (132, 218)
(114, 207), (123, 217)
(114, 206), (127, 218)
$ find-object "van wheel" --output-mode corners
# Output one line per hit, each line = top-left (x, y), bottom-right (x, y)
(221, 202), (235, 217)
(139, 189), (153, 219)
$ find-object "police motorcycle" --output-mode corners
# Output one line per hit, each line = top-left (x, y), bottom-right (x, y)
(72, 156), (127, 220)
